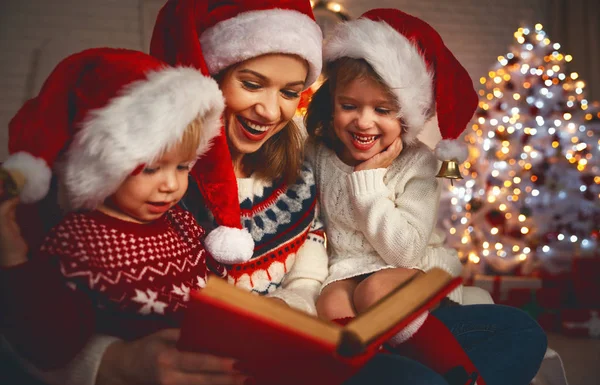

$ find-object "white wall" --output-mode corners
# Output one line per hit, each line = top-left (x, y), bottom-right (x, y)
(0, 0), (549, 160)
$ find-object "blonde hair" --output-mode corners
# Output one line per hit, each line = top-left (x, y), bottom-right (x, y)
(305, 57), (401, 152)
(162, 116), (203, 161)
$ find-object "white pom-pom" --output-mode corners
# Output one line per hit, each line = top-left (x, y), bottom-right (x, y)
(434, 139), (469, 163)
(2, 152), (51, 203)
(204, 226), (254, 264)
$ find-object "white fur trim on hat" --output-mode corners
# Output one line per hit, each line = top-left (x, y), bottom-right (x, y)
(2, 152), (51, 203)
(434, 139), (469, 163)
(200, 9), (322, 88)
(324, 18), (433, 144)
(204, 226), (255, 264)
(62, 67), (224, 210)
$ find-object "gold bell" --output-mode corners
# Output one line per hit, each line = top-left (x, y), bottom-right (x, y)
(436, 159), (463, 186)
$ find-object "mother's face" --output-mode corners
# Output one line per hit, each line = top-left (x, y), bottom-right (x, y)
(219, 53), (308, 157)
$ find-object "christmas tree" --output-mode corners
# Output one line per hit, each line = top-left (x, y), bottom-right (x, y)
(438, 24), (600, 277)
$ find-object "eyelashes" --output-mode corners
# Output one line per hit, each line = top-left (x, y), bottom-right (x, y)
(241, 81), (301, 99)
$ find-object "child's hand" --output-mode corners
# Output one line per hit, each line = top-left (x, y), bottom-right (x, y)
(0, 197), (28, 267)
(354, 137), (403, 172)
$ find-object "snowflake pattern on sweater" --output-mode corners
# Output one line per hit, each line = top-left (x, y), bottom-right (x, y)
(181, 162), (329, 313)
(40, 206), (212, 321)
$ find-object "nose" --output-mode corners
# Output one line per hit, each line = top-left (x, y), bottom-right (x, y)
(255, 91), (281, 122)
(355, 108), (375, 131)
(160, 170), (179, 193)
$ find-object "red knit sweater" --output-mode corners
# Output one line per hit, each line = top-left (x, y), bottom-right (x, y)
(0, 206), (218, 369)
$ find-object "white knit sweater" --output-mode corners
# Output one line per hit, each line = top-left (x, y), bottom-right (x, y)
(307, 141), (463, 303)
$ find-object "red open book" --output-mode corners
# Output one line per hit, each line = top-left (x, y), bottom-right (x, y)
(178, 268), (462, 385)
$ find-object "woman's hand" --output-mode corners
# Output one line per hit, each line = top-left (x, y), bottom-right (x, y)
(354, 137), (403, 172)
(0, 197), (28, 267)
(98, 329), (252, 385)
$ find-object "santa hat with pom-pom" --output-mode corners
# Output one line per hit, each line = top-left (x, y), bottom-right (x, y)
(323, 8), (478, 163)
(149, 0), (322, 264)
(150, 0), (322, 88)
(4, 47), (254, 264)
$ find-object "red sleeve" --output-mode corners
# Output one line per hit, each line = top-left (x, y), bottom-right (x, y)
(0, 238), (96, 369)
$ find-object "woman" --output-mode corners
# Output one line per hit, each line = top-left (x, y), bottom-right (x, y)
(3, 1), (328, 384)
(1, 1), (546, 385)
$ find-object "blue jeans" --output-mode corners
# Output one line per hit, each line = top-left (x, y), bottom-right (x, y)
(345, 304), (548, 385)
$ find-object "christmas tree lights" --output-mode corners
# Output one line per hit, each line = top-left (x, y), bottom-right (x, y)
(439, 24), (600, 276)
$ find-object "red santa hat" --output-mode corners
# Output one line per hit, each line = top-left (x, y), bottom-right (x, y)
(148, 0), (322, 264)
(149, 0), (322, 88)
(323, 8), (478, 162)
(4, 47), (253, 264)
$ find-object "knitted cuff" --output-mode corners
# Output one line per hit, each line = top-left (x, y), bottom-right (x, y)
(7, 334), (119, 385)
(387, 311), (429, 346)
(266, 279), (321, 315)
(348, 169), (388, 197)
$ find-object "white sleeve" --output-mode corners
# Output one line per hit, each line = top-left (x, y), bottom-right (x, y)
(1, 334), (118, 385)
(348, 152), (441, 268)
(266, 208), (329, 315)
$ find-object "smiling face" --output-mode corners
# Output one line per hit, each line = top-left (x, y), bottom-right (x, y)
(332, 75), (403, 166)
(99, 143), (195, 224)
(219, 54), (308, 166)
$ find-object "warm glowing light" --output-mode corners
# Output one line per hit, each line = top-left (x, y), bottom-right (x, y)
(327, 2), (342, 12)
(491, 227), (499, 235)
(469, 253), (480, 264)
(535, 23), (543, 30)
(565, 55), (573, 62)
(519, 214), (526, 222)
(521, 227), (529, 234)
(571, 72), (579, 80)
(499, 204), (507, 211)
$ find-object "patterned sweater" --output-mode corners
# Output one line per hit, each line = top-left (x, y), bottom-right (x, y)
(0, 206), (215, 369)
(180, 162), (329, 314)
(307, 141), (463, 303)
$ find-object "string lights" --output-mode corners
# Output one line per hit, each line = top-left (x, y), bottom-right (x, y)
(440, 23), (600, 276)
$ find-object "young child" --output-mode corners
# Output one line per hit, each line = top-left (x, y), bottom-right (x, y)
(305, 9), (485, 385)
(0, 47), (252, 369)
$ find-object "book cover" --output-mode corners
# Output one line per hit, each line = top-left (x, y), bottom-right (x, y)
(178, 268), (461, 385)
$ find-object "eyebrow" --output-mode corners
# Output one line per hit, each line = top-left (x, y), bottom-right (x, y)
(238, 69), (305, 87)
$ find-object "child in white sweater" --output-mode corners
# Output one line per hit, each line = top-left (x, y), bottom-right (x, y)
(305, 8), (487, 385)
